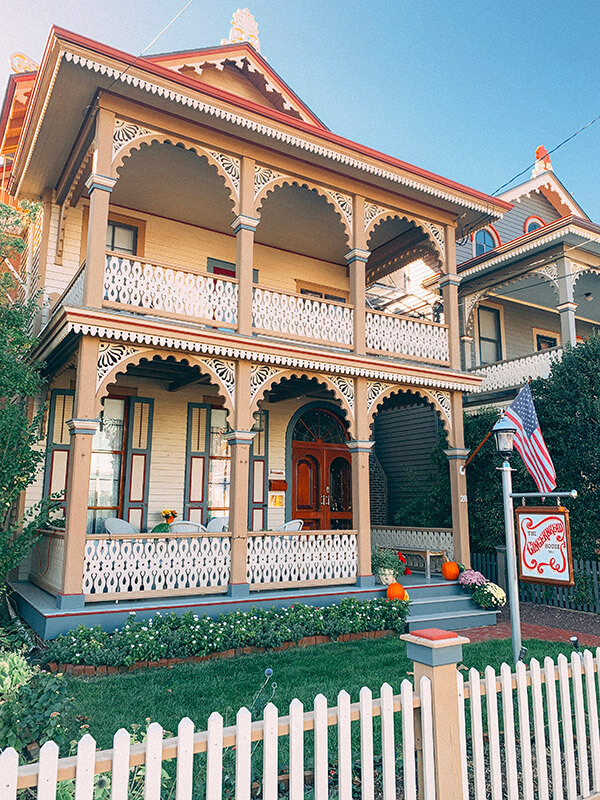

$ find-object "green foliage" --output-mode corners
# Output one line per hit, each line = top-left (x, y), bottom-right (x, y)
(0, 617), (36, 652)
(394, 336), (600, 557)
(370, 546), (401, 574)
(0, 649), (32, 693)
(0, 201), (54, 604)
(43, 598), (411, 668)
(0, 665), (72, 756)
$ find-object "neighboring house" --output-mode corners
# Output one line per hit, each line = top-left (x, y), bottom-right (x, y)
(457, 152), (600, 410)
(0, 15), (510, 636)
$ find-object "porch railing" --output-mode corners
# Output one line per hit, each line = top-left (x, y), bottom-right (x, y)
(82, 532), (231, 601)
(103, 253), (239, 328)
(372, 525), (454, 562)
(246, 530), (358, 589)
(252, 286), (354, 347)
(469, 346), (563, 393)
(365, 309), (450, 364)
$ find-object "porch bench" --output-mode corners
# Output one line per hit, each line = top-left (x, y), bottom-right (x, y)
(379, 546), (448, 580)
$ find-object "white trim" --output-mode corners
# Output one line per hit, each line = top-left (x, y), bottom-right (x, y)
(65, 320), (479, 392)
(56, 49), (502, 218)
(498, 172), (587, 218)
(460, 225), (600, 277)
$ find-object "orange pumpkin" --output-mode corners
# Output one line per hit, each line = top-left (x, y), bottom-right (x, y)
(441, 560), (460, 581)
(386, 582), (407, 601)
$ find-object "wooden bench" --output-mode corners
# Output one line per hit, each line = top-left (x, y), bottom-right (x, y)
(378, 546), (449, 580)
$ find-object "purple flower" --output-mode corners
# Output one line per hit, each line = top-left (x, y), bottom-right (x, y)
(458, 569), (488, 588)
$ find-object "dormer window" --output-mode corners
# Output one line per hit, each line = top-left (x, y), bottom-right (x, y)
(524, 216), (544, 234)
(474, 228), (498, 256)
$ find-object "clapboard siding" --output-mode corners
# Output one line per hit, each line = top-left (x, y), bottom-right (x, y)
(456, 192), (562, 265)
(373, 404), (440, 523)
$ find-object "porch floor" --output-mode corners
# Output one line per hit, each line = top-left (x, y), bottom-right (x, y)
(10, 573), (497, 639)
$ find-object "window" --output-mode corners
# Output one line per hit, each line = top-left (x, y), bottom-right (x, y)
(524, 216), (544, 234)
(207, 257), (259, 283)
(478, 306), (502, 364)
(87, 397), (127, 534)
(536, 333), (558, 351)
(106, 221), (137, 255)
(474, 229), (496, 256)
(296, 280), (348, 304)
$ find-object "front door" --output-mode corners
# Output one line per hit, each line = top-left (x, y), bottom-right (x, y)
(291, 408), (352, 530)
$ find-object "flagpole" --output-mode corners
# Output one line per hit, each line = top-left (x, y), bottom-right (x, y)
(499, 459), (522, 664)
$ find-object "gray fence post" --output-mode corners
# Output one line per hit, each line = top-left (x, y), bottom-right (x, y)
(495, 545), (508, 592)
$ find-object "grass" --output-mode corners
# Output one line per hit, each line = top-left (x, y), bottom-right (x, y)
(63, 634), (583, 748)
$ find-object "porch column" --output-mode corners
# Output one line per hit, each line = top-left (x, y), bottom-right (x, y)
(461, 334), (475, 369)
(84, 107), (116, 308)
(224, 359), (255, 596)
(33, 188), (55, 335)
(232, 156), (258, 336)
(439, 264), (461, 370)
(59, 336), (100, 609)
(556, 256), (577, 347)
(444, 390), (470, 567)
(347, 376), (374, 586)
(347, 194), (369, 355)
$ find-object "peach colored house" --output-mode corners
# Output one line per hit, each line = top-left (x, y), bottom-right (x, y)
(1, 16), (511, 636)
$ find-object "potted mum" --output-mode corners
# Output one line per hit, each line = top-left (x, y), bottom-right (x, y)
(161, 509), (178, 525)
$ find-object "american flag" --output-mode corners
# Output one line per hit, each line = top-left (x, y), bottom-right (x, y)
(505, 384), (556, 493)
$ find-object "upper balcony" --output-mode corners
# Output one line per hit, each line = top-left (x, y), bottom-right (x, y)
(51, 251), (451, 367)
(467, 346), (563, 394)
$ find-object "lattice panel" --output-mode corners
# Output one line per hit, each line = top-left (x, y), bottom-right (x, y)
(83, 536), (231, 596)
(253, 288), (353, 346)
(371, 526), (454, 561)
(104, 256), (238, 325)
(471, 348), (563, 393)
(365, 311), (449, 362)
(246, 533), (357, 585)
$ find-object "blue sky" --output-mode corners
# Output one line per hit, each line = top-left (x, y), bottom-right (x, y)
(1, 1), (599, 218)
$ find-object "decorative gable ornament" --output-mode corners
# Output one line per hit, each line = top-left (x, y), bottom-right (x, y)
(10, 52), (38, 73)
(531, 145), (553, 178)
(221, 8), (261, 53)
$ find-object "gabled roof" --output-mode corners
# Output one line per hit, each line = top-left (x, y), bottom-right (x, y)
(498, 170), (588, 220)
(147, 42), (327, 128)
(0, 72), (36, 156)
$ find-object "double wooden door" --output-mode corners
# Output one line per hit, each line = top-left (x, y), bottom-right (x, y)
(292, 444), (352, 530)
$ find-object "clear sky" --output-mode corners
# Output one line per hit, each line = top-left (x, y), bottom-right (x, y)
(1, 1), (599, 218)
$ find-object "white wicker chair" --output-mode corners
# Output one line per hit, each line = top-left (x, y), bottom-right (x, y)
(206, 516), (229, 532)
(274, 519), (304, 531)
(104, 518), (137, 535)
(168, 521), (207, 533)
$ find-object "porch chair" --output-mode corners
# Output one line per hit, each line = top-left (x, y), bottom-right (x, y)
(104, 517), (137, 535)
(168, 521), (207, 533)
(206, 516), (229, 532)
(274, 520), (304, 532)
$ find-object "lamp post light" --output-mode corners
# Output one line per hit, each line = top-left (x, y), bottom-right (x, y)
(492, 415), (523, 664)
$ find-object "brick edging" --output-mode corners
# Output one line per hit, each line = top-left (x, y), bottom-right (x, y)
(46, 629), (394, 676)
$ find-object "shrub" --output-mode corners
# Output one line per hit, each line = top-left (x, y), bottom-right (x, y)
(0, 666), (72, 756)
(0, 649), (32, 693)
(43, 598), (411, 668)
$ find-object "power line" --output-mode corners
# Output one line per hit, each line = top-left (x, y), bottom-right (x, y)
(105, 0), (196, 93)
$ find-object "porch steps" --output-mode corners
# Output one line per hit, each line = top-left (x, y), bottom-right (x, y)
(405, 581), (499, 632)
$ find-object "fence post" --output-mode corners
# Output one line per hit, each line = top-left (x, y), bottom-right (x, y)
(401, 627), (470, 800)
(495, 545), (507, 592)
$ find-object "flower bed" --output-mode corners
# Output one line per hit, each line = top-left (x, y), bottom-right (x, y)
(43, 598), (410, 672)
(459, 569), (506, 609)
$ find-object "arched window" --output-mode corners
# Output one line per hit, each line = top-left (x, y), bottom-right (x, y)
(475, 229), (496, 256)
(292, 408), (347, 443)
(524, 216), (544, 234)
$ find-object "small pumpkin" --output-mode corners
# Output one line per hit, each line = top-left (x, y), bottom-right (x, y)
(441, 560), (460, 581)
(386, 582), (408, 601)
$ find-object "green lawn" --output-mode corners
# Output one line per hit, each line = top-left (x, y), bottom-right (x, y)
(64, 635), (580, 748)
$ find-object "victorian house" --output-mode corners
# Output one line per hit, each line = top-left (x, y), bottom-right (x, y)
(0, 14), (510, 636)
(457, 151), (600, 410)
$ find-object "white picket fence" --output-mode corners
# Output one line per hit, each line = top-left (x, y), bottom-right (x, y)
(2, 650), (600, 799)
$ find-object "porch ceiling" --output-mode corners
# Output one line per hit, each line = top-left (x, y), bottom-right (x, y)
(115, 359), (214, 392)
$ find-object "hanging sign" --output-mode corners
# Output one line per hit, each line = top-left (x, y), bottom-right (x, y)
(516, 506), (574, 586)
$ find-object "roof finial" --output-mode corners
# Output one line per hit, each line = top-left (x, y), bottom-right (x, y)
(221, 8), (260, 53)
(531, 145), (553, 177)
(10, 52), (38, 73)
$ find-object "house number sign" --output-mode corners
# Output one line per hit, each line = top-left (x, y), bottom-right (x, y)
(516, 506), (574, 586)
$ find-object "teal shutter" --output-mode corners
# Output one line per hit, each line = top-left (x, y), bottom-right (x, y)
(248, 410), (268, 530)
(43, 389), (75, 512)
(184, 403), (210, 523)
(123, 397), (153, 531)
